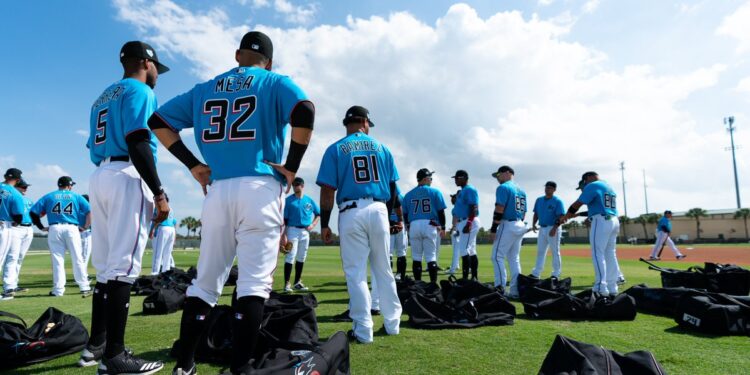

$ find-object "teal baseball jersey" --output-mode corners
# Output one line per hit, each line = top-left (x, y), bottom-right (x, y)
(0, 184), (24, 222)
(495, 180), (527, 221)
(533, 195), (564, 226)
(577, 180), (617, 217)
(31, 190), (90, 226)
(453, 184), (479, 219)
(403, 185), (446, 222)
(284, 194), (320, 227)
(21, 196), (33, 225)
(658, 216), (671, 232)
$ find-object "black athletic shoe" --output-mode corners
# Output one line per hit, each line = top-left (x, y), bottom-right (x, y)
(370, 309), (381, 316)
(14, 287), (29, 293)
(172, 363), (196, 375)
(97, 350), (163, 375)
(346, 330), (368, 344)
(79, 345), (134, 368)
(1, 290), (15, 300)
(331, 309), (353, 322)
(48, 291), (63, 297)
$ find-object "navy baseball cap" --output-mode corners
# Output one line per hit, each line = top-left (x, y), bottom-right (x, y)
(57, 176), (75, 188)
(416, 169), (434, 180)
(664, 210), (672, 215)
(451, 170), (468, 179)
(545, 181), (557, 188)
(343, 106), (375, 127)
(491, 165), (514, 177)
(239, 31), (273, 60)
(575, 179), (585, 190)
(293, 177), (305, 186)
(120, 41), (170, 74)
(16, 179), (30, 188)
(4, 168), (22, 180)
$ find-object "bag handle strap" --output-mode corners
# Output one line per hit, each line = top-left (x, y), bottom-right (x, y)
(0, 310), (28, 328)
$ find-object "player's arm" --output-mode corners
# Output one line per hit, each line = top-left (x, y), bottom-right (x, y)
(266, 101), (316, 192)
(532, 212), (539, 230)
(319, 185), (335, 244)
(564, 201), (584, 221)
(490, 203), (505, 234)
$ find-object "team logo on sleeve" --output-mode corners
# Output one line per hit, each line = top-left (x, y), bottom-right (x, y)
(304, 203), (313, 212)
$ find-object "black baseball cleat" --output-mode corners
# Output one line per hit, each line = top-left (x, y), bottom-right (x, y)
(370, 309), (381, 316)
(346, 330), (369, 344)
(97, 350), (163, 375)
(48, 291), (63, 297)
(1, 290), (15, 300)
(79, 345), (134, 367)
(331, 309), (353, 322)
(617, 276), (627, 285)
(14, 287), (29, 293)
(676, 254), (687, 260)
(172, 363), (197, 375)
(648, 256), (660, 261)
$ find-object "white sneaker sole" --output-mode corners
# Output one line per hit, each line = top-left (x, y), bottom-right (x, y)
(78, 358), (99, 367)
(98, 363), (164, 375)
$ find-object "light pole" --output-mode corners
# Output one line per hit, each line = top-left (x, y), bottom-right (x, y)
(725, 116), (741, 209)
(619, 161), (628, 217)
(643, 169), (649, 214)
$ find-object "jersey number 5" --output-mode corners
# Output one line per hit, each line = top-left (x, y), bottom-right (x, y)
(202, 95), (257, 143)
(52, 202), (73, 215)
(352, 155), (380, 183)
(95, 109), (108, 145)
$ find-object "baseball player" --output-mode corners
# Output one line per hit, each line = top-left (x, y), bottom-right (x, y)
(317, 105), (402, 344)
(489, 166), (528, 298)
(403, 169), (447, 283)
(29, 176), (92, 297)
(282, 177), (320, 293)
(0, 168), (25, 293)
(147, 31), (314, 375)
(389, 186), (407, 280)
(530, 181), (565, 279)
(447, 192), (461, 274)
(452, 170), (480, 280)
(1, 179), (33, 300)
(563, 171), (621, 297)
(149, 201), (177, 275)
(78, 194), (93, 268)
(649, 210), (686, 260)
(81, 41), (169, 373)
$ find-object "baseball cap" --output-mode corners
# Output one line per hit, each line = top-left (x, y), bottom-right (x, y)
(343, 106), (375, 127)
(4, 168), (22, 180)
(239, 31), (273, 60)
(57, 176), (75, 188)
(451, 170), (468, 179)
(575, 179), (585, 190)
(491, 166), (514, 177)
(293, 177), (305, 186)
(664, 210), (672, 215)
(545, 181), (557, 188)
(16, 179), (30, 189)
(416, 169), (434, 180)
(120, 41), (170, 74)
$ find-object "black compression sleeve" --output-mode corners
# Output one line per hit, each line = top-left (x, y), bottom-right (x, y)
(147, 113), (171, 130)
(403, 212), (409, 224)
(284, 141), (308, 173)
(11, 214), (22, 225)
(290, 101), (315, 129)
(167, 140), (202, 170)
(438, 209), (446, 228)
(30, 212), (44, 230)
(320, 208), (332, 228)
(126, 129), (164, 196)
(386, 181), (398, 214)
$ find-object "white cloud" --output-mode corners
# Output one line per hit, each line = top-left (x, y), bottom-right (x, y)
(538, 0), (555, 6)
(582, 0), (601, 14)
(76, 129), (89, 138)
(239, 0), (316, 25)
(114, 1), (737, 229)
(717, 1), (750, 53)
(737, 76), (750, 95)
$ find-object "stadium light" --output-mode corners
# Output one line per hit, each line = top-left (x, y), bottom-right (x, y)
(725, 116), (741, 209)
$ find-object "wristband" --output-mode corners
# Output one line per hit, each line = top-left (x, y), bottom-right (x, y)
(490, 223), (498, 233)
(284, 140), (308, 173)
(168, 140), (202, 170)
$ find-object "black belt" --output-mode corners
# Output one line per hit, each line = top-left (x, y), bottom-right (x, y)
(19, 224), (31, 227)
(111, 155), (130, 162)
(503, 219), (521, 222)
(293, 225), (308, 229)
(339, 202), (357, 213)
(341, 197), (385, 203)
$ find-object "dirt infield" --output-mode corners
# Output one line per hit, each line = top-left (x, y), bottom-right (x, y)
(561, 245), (750, 265)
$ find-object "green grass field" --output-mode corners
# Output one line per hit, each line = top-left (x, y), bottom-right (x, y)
(2, 245), (749, 374)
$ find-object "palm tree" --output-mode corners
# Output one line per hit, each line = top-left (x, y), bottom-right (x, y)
(180, 216), (198, 238)
(646, 213), (659, 239)
(195, 219), (202, 238)
(734, 208), (750, 240)
(685, 208), (708, 239)
(633, 215), (648, 240)
(618, 215), (630, 238)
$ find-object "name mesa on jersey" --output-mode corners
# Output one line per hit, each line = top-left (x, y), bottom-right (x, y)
(214, 74), (255, 94)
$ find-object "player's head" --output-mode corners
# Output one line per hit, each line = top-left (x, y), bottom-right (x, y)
(416, 169), (434, 186)
(343, 106), (374, 134)
(544, 181), (557, 196)
(664, 210), (672, 218)
(293, 177), (305, 194)
(15, 179), (30, 195)
(57, 176), (76, 190)
(3, 168), (22, 185)
(451, 170), (468, 187)
(120, 41), (169, 89)
(581, 171), (598, 184)
(491, 165), (514, 183)
(237, 31), (273, 70)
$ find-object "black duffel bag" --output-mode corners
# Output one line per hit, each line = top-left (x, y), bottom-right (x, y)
(404, 291), (515, 329)
(523, 288), (636, 321)
(623, 284), (703, 317)
(439, 276), (497, 306)
(242, 331), (350, 375)
(0, 308), (89, 370)
(703, 263), (750, 296)
(675, 292), (750, 336)
(538, 335), (667, 375)
(397, 277), (442, 304)
(640, 258), (708, 290)
(517, 274), (572, 301)
(143, 284), (187, 315)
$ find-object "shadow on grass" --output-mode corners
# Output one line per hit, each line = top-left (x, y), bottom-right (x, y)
(9, 362), (80, 375)
(136, 347), (174, 361)
(307, 288), (349, 294)
(318, 298), (350, 305)
(317, 281), (347, 287)
(664, 326), (727, 339)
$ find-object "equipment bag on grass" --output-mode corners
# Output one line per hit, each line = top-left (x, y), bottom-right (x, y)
(243, 331), (350, 375)
(517, 274), (572, 301)
(143, 284), (187, 315)
(403, 290), (515, 329)
(0, 308), (89, 370)
(623, 284), (703, 317)
(396, 277), (442, 305)
(702, 263), (750, 296)
(538, 335), (667, 375)
(523, 288), (636, 321)
(675, 292), (750, 336)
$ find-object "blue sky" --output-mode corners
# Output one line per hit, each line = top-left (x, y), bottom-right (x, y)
(2, 0), (750, 234)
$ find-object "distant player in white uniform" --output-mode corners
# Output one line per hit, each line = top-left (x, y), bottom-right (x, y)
(0, 168), (25, 295)
(403, 169), (447, 284)
(78, 194), (93, 268)
(388, 188), (407, 280)
(30, 176), (92, 297)
(317, 105), (402, 344)
(649, 210), (686, 260)
(282, 177), (320, 292)
(530, 181), (565, 279)
(82, 41), (169, 373)
(150, 202), (177, 274)
(563, 172), (621, 297)
(489, 166), (528, 298)
(147, 31), (315, 375)
(452, 170), (480, 280)
(1, 178), (33, 300)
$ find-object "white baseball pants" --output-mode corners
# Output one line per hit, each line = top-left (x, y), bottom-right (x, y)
(0, 222), (13, 285)
(3, 226), (33, 291)
(409, 219), (438, 263)
(456, 218), (481, 256)
(284, 226), (310, 264)
(650, 231), (683, 258)
(339, 199), (401, 343)
(80, 229), (92, 267)
(449, 230), (460, 272)
(89, 160), (154, 284)
(390, 229), (407, 257)
(590, 215), (621, 296)
(48, 224), (90, 295)
(491, 220), (527, 294)
(187, 176), (283, 306)
(531, 226), (562, 278)
(151, 226), (176, 274)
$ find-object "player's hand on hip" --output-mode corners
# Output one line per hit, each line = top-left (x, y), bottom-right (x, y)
(549, 227), (557, 237)
(264, 160), (295, 193)
(280, 232), (288, 248)
(153, 193), (171, 223)
(190, 164), (212, 196)
(462, 221), (472, 233)
(532, 225), (538, 233)
(306, 225), (315, 232)
(321, 227), (333, 244)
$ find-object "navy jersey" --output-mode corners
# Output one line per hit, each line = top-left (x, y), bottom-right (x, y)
(88, 78), (158, 166)
(31, 190), (90, 226)
(533, 195), (565, 226)
(453, 184), (479, 219)
(403, 185), (446, 222)
(495, 181), (527, 221)
(0, 184), (24, 222)
(154, 67), (308, 182)
(658, 216), (671, 232)
(284, 194), (320, 227)
(577, 180), (617, 217)
(316, 132), (399, 205)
